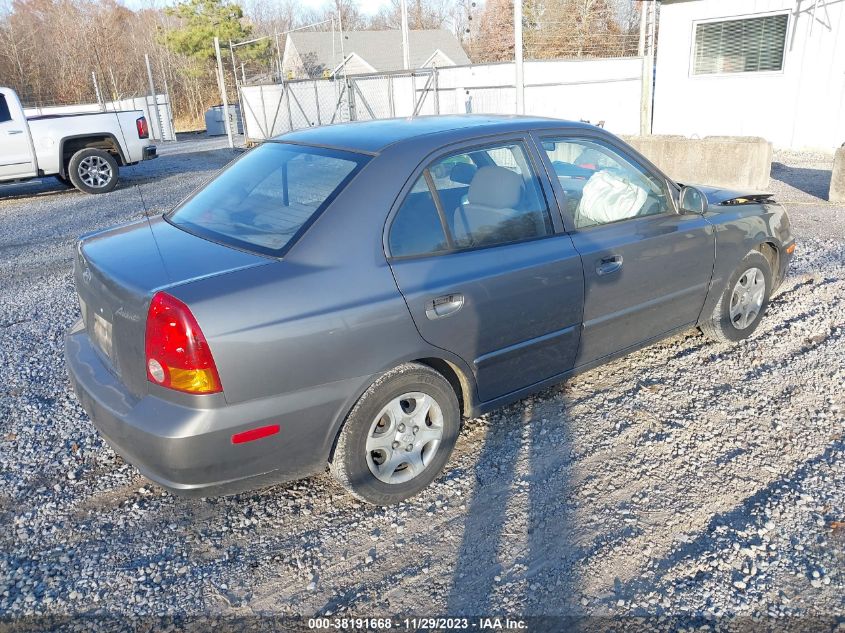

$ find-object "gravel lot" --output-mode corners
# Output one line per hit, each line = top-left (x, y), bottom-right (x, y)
(0, 139), (843, 629)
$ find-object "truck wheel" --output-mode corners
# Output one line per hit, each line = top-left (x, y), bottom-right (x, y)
(68, 149), (119, 194)
(700, 250), (772, 343)
(330, 363), (461, 505)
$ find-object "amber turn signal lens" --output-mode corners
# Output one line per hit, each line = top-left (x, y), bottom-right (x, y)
(785, 243), (796, 255)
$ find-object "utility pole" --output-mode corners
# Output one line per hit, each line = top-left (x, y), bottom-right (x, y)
(514, 0), (524, 114)
(648, 0), (657, 57)
(639, 2), (655, 136)
(400, 0), (411, 70)
(214, 36), (234, 149)
(638, 0), (647, 57)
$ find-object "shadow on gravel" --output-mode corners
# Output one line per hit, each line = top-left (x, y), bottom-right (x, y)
(603, 437), (845, 610)
(771, 163), (832, 200)
(0, 178), (74, 201)
(447, 398), (577, 615)
(0, 147), (231, 202)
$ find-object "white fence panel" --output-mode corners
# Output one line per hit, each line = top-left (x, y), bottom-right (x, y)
(240, 84), (286, 139)
(524, 58), (642, 133)
(240, 57), (644, 141)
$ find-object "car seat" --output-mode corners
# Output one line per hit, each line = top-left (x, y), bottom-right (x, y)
(452, 166), (544, 246)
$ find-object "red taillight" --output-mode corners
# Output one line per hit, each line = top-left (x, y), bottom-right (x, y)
(136, 116), (149, 139)
(144, 292), (222, 394)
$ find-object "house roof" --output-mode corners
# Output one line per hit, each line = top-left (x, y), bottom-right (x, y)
(287, 29), (471, 76)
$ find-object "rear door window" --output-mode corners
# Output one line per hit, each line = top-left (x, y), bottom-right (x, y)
(0, 95), (12, 123)
(167, 143), (369, 256)
(387, 140), (554, 258)
(430, 142), (553, 249)
(389, 176), (449, 258)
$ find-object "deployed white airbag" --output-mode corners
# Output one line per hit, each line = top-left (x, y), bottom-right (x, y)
(578, 170), (648, 225)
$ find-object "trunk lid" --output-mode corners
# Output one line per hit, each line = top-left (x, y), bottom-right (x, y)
(74, 216), (269, 397)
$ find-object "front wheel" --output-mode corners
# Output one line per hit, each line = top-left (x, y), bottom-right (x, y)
(330, 363), (461, 505)
(68, 148), (119, 194)
(700, 250), (772, 343)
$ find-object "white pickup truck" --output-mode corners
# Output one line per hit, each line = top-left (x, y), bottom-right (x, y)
(0, 87), (157, 194)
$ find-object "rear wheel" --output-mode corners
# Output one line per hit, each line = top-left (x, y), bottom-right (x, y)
(68, 148), (119, 194)
(700, 250), (772, 343)
(330, 363), (461, 505)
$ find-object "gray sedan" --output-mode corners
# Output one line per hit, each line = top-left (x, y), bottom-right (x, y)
(65, 116), (795, 505)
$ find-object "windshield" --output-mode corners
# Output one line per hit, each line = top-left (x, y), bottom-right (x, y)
(167, 142), (369, 256)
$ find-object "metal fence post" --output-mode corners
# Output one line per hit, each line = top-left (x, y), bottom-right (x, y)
(411, 72), (417, 116)
(314, 81), (322, 126)
(92, 72), (105, 112)
(433, 67), (440, 115)
(388, 75), (395, 117)
(285, 81), (293, 131)
(213, 37), (234, 149)
(346, 76), (357, 121)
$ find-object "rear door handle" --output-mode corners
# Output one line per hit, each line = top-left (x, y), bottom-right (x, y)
(425, 293), (464, 319)
(596, 255), (623, 276)
(8, 130), (23, 135)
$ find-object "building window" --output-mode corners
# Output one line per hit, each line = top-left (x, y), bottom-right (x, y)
(693, 13), (788, 75)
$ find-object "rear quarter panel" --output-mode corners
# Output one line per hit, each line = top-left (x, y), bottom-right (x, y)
(168, 143), (479, 462)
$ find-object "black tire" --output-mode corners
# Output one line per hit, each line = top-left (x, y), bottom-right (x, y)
(700, 250), (772, 343)
(68, 148), (119, 194)
(330, 363), (461, 505)
(54, 174), (72, 187)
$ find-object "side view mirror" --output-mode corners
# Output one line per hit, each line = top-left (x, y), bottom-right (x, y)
(679, 185), (708, 214)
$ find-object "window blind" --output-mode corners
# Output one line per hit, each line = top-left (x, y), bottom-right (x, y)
(693, 13), (788, 75)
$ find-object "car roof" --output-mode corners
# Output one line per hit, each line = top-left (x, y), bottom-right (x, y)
(275, 115), (595, 154)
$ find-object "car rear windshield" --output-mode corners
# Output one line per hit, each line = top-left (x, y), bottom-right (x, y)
(167, 142), (369, 256)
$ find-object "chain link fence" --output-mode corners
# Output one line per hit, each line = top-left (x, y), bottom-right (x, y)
(240, 57), (644, 143)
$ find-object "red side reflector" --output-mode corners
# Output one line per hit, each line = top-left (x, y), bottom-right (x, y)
(231, 424), (280, 444)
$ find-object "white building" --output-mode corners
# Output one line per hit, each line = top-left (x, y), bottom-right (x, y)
(653, 0), (845, 150)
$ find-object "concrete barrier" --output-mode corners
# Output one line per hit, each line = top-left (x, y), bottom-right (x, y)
(830, 147), (845, 203)
(621, 135), (772, 191)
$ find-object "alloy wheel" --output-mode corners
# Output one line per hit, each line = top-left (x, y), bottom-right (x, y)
(78, 155), (113, 189)
(729, 266), (765, 330)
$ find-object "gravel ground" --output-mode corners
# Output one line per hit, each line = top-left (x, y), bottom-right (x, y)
(0, 139), (843, 630)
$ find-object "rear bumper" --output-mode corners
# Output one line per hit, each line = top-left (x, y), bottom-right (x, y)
(64, 320), (361, 496)
(142, 145), (157, 160)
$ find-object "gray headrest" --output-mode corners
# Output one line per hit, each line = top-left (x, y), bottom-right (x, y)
(468, 166), (522, 208)
(450, 162), (477, 185)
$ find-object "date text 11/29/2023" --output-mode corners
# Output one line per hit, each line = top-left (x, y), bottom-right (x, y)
(307, 617), (527, 630)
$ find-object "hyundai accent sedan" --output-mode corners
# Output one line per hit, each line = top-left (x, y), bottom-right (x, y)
(65, 116), (794, 505)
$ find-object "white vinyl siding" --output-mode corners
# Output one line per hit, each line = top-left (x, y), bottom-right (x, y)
(692, 13), (788, 75)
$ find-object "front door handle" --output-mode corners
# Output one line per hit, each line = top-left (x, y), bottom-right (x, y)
(596, 255), (623, 276)
(425, 293), (464, 319)
(8, 130), (24, 135)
